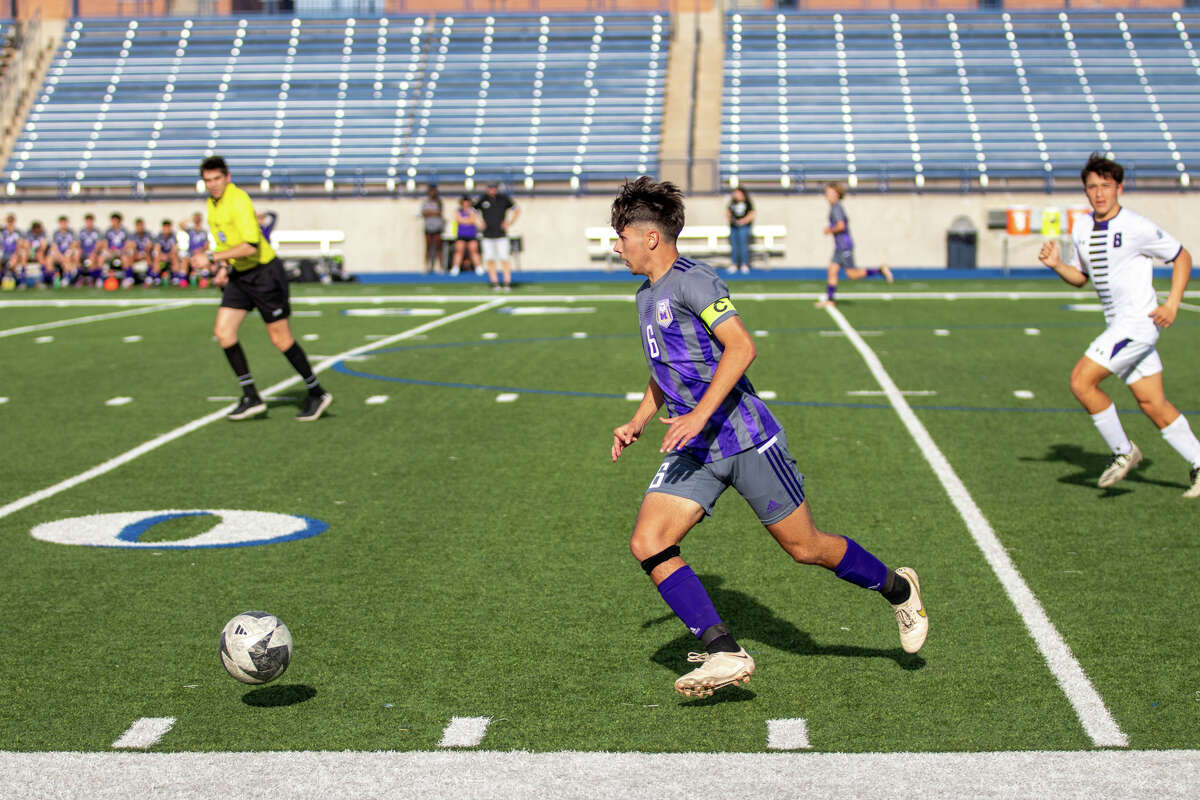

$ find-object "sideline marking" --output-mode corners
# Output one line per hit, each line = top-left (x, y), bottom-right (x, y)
(934, 329), (950, 336)
(0, 302), (183, 339)
(825, 304), (1127, 748)
(112, 718), (175, 750)
(0, 397), (8, 404)
(3, 749), (1196, 799)
(1014, 390), (1035, 399)
(1179, 302), (1200, 313)
(759, 390), (777, 400)
(365, 395), (389, 405)
(122, 335), (143, 343)
(625, 391), (643, 401)
(35, 336), (54, 343)
(0, 300), (504, 522)
(438, 717), (492, 748)
(1025, 328), (1041, 335)
(766, 719), (811, 750)
(495, 393), (519, 403)
(847, 390), (936, 397)
(105, 397), (133, 407)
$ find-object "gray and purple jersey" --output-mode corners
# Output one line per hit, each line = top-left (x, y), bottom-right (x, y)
(829, 202), (853, 252)
(636, 257), (780, 463)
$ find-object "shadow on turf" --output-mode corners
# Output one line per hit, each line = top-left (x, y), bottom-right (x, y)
(644, 574), (924, 703)
(241, 684), (317, 707)
(1022, 442), (1188, 495)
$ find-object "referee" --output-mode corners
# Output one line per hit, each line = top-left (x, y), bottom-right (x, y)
(202, 156), (332, 421)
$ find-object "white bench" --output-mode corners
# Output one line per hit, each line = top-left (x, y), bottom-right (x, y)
(586, 224), (786, 269)
(270, 229), (346, 261)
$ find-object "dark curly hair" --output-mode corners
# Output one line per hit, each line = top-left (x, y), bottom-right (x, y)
(1081, 152), (1123, 186)
(610, 176), (685, 241)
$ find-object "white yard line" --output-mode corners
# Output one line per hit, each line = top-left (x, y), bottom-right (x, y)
(0, 302), (185, 338)
(111, 718), (175, 750)
(824, 304), (1128, 749)
(437, 717), (492, 748)
(1, 749), (1196, 799)
(1177, 302), (1200, 313)
(0, 300), (504, 522)
(766, 719), (811, 750)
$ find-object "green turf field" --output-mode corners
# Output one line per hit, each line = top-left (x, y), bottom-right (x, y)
(1, 279), (1198, 757)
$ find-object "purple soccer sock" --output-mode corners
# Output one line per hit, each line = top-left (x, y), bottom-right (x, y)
(826, 284), (836, 301)
(657, 565), (724, 639)
(834, 537), (888, 591)
(866, 268), (881, 277)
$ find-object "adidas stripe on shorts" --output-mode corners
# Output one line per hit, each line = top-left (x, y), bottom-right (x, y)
(645, 429), (805, 525)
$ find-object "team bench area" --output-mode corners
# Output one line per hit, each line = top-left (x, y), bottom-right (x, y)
(585, 225), (787, 269)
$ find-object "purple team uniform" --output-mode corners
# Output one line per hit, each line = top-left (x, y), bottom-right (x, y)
(638, 257), (780, 463)
(52, 228), (75, 254)
(78, 228), (102, 280)
(188, 227), (208, 254)
(829, 201), (854, 268)
(1, 228), (21, 263)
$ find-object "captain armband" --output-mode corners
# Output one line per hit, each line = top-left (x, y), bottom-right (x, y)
(699, 297), (736, 328)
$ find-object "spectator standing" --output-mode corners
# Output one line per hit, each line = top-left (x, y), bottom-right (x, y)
(726, 187), (755, 274)
(475, 182), (520, 291)
(420, 184), (445, 273)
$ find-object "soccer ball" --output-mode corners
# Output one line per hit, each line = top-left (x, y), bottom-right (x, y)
(218, 611), (293, 685)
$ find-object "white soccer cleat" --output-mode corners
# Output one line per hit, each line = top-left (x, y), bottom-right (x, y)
(1184, 467), (1200, 499)
(1098, 443), (1142, 488)
(891, 567), (928, 654)
(673, 649), (755, 698)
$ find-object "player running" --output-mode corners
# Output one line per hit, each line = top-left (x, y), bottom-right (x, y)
(202, 155), (332, 422)
(1038, 153), (1200, 497)
(609, 177), (928, 697)
(815, 182), (892, 308)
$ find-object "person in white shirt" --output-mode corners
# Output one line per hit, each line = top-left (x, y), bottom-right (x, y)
(1039, 153), (1200, 497)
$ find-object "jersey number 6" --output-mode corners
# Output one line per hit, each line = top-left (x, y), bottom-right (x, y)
(645, 324), (660, 358)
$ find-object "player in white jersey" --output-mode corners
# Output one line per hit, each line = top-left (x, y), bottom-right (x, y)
(1039, 153), (1200, 497)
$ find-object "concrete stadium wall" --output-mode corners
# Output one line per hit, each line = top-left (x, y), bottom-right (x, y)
(5, 189), (1198, 273)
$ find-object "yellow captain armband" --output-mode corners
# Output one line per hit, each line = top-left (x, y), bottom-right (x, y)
(699, 297), (736, 328)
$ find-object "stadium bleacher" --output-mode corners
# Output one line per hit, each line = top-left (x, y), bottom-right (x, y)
(2, 12), (667, 194)
(723, 9), (1200, 190)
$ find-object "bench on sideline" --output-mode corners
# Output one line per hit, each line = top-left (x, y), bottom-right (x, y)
(270, 230), (346, 262)
(585, 225), (786, 269)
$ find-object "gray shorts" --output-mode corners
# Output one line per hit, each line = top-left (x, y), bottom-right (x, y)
(645, 431), (805, 525)
(832, 249), (856, 269)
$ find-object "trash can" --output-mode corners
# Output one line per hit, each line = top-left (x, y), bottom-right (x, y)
(946, 215), (978, 269)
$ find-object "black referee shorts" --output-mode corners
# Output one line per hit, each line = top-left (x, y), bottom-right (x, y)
(220, 258), (291, 322)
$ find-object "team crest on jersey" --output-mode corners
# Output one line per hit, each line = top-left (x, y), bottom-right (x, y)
(656, 299), (673, 326)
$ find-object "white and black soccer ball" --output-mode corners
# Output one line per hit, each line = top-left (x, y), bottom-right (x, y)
(218, 611), (293, 685)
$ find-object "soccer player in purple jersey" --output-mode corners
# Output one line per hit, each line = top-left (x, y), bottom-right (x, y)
(152, 218), (183, 286)
(609, 178), (928, 697)
(22, 220), (50, 284)
(1, 214), (23, 283)
(78, 213), (103, 284)
(181, 211), (211, 283)
(815, 182), (893, 308)
(130, 217), (154, 283)
(48, 215), (79, 285)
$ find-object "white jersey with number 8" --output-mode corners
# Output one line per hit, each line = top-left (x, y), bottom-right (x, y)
(1065, 208), (1183, 342)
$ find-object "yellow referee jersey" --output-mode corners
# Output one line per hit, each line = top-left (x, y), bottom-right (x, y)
(206, 182), (276, 272)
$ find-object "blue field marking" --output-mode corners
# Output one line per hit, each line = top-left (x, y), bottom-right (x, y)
(329, 334), (1195, 416)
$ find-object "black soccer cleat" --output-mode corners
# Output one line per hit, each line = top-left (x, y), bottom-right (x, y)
(227, 396), (267, 421)
(295, 392), (332, 422)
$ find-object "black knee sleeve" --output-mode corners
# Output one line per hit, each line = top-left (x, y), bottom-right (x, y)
(639, 545), (681, 575)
